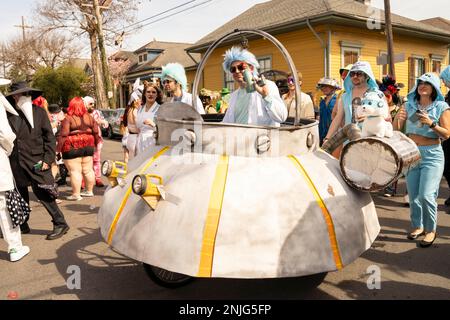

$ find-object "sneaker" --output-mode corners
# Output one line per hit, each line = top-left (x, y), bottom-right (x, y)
(9, 246), (30, 262)
(66, 195), (83, 201)
(80, 191), (94, 197)
(55, 199), (63, 204)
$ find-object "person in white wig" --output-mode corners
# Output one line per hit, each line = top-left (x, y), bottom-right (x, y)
(222, 46), (287, 126)
(122, 78), (143, 162)
(83, 96), (108, 187)
(0, 78), (30, 261)
(161, 62), (205, 114)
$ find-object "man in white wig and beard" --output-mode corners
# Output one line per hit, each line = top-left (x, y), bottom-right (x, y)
(222, 46), (287, 126)
(0, 78), (30, 261)
(161, 62), (205, 114)
(5, 81), (69, 240)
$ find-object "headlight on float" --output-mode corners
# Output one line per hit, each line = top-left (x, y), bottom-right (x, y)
(101, 160), (127, 178)
(102, 160), (127, 187)
(132, 174), (164, 210)
(132, 174), (147, 196)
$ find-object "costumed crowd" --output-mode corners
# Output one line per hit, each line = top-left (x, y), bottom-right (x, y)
(1, 45), (450, 263)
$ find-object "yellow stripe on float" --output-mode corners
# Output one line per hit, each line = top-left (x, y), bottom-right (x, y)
(197, 155), (229, 277)
(107, 146), (170, 245)
(288, 155), (343, 270)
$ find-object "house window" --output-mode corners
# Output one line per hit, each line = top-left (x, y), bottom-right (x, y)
(408, 57), (425, 90)
(257, 56), (272, 73)
(138, 53), (148, 64)
(342, 47), (360, 68)
(224, 72), (234, 91)
(430, 55), (444, 74)
(432, 60), (441, 74)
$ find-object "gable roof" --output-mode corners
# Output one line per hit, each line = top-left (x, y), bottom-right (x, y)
(420, 17), (450, 32)
(127, 41), (201, 74)
(189, 0), (450, 51)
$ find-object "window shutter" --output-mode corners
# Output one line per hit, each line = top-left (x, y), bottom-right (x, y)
(408, 57), (415, 92)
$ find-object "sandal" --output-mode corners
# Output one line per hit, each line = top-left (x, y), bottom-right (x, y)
(406, 229), (425, 240)
(419, 232), (436, 248)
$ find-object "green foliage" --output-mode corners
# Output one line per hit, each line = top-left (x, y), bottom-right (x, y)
(32, 65), (90, 107)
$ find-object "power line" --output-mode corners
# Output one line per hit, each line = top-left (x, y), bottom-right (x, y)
(125, 0), (214, 34)
(122, 0), (197, 31)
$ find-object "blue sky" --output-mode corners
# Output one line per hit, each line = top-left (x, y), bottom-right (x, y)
(0, 0), (449, 57)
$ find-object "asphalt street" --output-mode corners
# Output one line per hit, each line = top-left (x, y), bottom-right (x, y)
(1, 138), (449, 300)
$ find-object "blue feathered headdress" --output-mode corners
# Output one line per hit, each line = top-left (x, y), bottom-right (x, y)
(223, 46), (260, 77)
(161, 63), (187, 91)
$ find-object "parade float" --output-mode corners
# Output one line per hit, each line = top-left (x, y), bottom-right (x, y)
(98, 29), (420, 288)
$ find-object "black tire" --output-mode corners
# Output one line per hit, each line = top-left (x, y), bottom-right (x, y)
(143, 263), (194, 288)
(301, 272), (328, 289)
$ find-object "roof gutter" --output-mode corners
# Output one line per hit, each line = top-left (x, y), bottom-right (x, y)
(187, 13), (450, 53)
(306, 18), (328, 78)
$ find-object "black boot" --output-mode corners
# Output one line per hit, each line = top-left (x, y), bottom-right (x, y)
(20, 222), (31, 234)
(46, 224), (70, 240)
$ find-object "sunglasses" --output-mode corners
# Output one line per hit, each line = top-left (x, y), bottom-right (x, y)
(349, 71), (364, 77)
(230, 63), (246, 74)
(162, 79), (174, 85)
(287, 76), (295, 85)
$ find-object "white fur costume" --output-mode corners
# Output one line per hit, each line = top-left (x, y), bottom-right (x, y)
(357, 91), (393, 138)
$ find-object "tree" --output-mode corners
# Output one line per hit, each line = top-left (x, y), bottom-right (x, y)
(2, 31), (80, 82)
(33, 64), (90, 107)
(35, 0), (139, 108)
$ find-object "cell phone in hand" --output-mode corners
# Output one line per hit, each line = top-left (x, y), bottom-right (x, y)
(409, 110), (423, 122)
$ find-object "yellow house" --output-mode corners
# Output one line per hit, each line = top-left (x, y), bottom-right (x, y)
(187, 0), (450, 98)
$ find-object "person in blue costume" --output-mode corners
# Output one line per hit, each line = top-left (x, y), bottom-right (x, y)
(161, 62), (205, 115)
(316, 77), (340, 145)
(439, 66), (450, 208)
(324, 61), (383, 142)
(222, 46), (287, 126)
(393, 72), (450, 247)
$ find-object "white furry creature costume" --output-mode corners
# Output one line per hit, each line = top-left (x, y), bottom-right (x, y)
(357, 90), (393, 138)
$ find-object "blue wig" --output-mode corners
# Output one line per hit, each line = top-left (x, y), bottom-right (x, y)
(223, 46), (260, 77)
(161, 63), (188, 91)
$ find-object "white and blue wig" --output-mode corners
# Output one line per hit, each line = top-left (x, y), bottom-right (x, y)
(161, 63), (188, 91)
(223, 46), (260, 77)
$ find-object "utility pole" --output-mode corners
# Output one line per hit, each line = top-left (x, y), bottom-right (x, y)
(93, 0), (115, 108)
(384, 0), (396, 78)
(14, 16), (32, 41)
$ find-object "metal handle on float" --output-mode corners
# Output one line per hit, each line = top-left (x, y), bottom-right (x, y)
(192, 29), (302, 126)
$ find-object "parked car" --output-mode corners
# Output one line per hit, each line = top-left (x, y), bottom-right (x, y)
(98, 109), (116, 137)
(106, 108), (125, 138)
